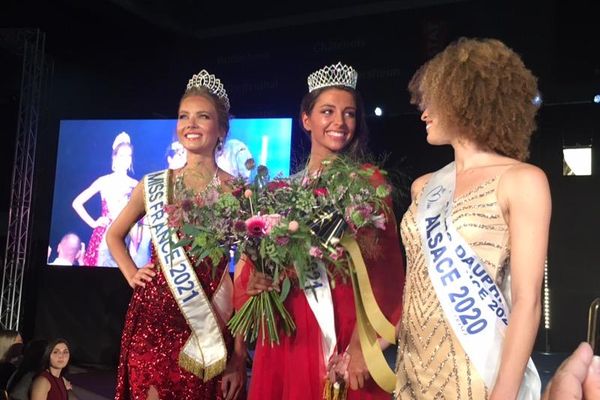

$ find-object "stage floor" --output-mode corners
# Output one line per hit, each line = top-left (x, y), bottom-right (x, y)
(67, 351), (569, 399)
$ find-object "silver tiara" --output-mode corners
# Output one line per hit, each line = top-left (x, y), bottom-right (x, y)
(307, 62), (358, 92)
(186, 69), (230, 112)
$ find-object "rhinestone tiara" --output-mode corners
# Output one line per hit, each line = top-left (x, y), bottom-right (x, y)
(112, 131), (131, 150)
(307, 62), (358, 93)
(186, 69), (230, 112)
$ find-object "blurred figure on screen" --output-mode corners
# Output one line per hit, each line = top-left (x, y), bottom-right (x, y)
(166, 140), (187, 170)
(170, 137), (254, 179)
(216, 138), (254, 180)
(72, 131), (139, 267)
(48, 233), (84, 266)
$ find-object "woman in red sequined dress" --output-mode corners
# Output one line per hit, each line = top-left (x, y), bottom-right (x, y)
(107, 70), (246, 400)
(72, 131), (138, 267)
(235, 63), (406, 400)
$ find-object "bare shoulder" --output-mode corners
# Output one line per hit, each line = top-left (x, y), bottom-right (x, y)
(411, 173), (434, 201)
(31, 374), (51, 389)
(500, 163), (549, 192)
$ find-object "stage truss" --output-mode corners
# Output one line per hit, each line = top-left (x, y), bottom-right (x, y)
(0, 29), (47, 330)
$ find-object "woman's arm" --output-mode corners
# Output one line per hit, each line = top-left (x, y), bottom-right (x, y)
(72, 177), (107, 228)
(29, 375), (50, 400)
(490, 164), (551, 400)
(221, 334), (247, 400)
(106, 181), (154, 288)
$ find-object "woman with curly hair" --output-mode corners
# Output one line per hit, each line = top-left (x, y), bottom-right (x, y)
(394, 38), (550, 400)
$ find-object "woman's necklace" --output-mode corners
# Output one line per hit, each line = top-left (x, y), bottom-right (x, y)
(174, 168), (220, 201)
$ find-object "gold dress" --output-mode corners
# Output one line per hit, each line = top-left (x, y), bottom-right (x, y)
(395, 176), (510, 400)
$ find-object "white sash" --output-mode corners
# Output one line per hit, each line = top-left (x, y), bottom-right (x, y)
(291, 169), (338, 365)
(417, 162), (540, 399)
(300, 260), (337, 366)
(143, 169), (232, 380)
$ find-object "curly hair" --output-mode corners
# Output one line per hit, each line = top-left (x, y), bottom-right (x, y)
(408, 37), (539, 160)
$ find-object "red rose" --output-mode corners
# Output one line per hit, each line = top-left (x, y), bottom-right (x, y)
(267, 180), (289, 191)
(313, 187), (329, 197)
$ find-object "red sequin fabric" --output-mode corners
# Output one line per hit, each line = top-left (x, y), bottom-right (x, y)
(114, 249), (233, 400)
(82, 199), (109, 266)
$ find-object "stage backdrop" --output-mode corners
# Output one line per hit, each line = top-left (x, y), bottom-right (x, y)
(48, 118), (292, 269)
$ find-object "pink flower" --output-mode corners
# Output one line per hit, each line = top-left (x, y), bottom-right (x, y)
(245, 215), (267, 237)
(194, 194), (205, 207)
(233, 220), (247, 233)
(232, 186), (244, 197)
(164, 204), (183, 228)
(244, 189), (253, 198)
(309, 246), (323, 259)
(371, 213), (387, 230)
(288, 220), (299, 232)
(204, 188), (219, 206)
(275, 236), (290, 246)
(313, 187), (329, 197)
(263, 214), (283, 235)
(330, 246), (345, 261)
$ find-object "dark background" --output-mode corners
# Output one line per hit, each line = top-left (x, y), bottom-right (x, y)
(1, 0), (598, 367)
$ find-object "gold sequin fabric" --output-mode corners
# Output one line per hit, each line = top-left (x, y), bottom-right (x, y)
(395, 176), (509, 400)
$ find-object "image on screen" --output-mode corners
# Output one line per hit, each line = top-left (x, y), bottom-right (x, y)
(48, 118), (293, 269)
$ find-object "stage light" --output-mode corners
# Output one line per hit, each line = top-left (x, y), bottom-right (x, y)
(543, 259), (550, 330)
(563, 145), (592, 176)
(374, 107), (383, 117)
(594, 94), (600, 104)
(532, 93), (543, 108)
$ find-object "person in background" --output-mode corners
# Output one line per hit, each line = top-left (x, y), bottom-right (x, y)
(30, 339), (74, 400)
(0, 330), (22, 394)
(72, 131), (138, 267)
(166, 140), (187, 170)
(216, 138), (254, 180)
(542, 342), (600, 400)
(7, 339), (48, 400)
(48, 233), (84, 266)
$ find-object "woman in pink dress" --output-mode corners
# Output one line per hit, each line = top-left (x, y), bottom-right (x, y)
(72, 131), (138, 267)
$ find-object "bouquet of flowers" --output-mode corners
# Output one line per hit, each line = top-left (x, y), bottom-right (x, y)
(166, 173), (242, 276)
(227, 157), (392, 345)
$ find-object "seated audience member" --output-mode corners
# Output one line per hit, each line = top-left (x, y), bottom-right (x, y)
(0, 331), (22, 393)
(30, 339), (74, 400)
(7, 339), (47, 400)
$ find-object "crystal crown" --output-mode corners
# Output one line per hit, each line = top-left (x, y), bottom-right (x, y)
(186, 69), (230, 112)
(307, 62), (358, 92)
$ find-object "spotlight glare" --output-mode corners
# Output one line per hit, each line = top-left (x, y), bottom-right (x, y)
(374, 107), (383, 117)
(532, 93), (543, 107)
(594, 94), (600, 104)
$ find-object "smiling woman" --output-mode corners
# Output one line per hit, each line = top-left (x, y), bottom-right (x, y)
(107, 69), (246, 400)
(235, 62), (406, 400)
(71, 131), (138, 267)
